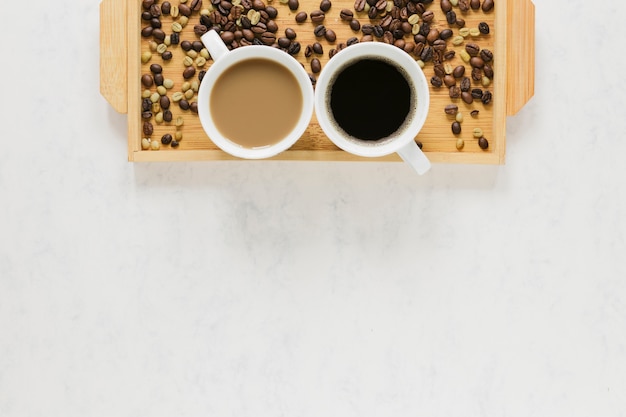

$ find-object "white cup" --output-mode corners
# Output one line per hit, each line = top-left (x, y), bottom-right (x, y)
(198, 30), (315, 159)
(314, 42), (431, 175)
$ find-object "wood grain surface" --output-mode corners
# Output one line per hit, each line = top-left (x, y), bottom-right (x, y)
(100, 0), (534, 163)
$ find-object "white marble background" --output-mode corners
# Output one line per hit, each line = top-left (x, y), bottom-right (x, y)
(1, 0), (625, 416)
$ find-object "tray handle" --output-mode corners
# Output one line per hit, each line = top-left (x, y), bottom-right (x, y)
(100, 0), (128, 114)
(506, 0), (535, 116)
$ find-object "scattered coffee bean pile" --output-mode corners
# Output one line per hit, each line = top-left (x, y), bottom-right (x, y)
(139, 0), (495, 152)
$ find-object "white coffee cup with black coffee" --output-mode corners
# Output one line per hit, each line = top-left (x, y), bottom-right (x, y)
(314, 42), (431, 175)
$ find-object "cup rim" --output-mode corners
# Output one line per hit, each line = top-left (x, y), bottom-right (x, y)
(314, 42), (430, 158)
(197, 46), (315, 159)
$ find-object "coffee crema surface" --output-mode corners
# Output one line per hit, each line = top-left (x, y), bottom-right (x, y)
(210, 58), (303, 149)
(329, 58), (414, 141)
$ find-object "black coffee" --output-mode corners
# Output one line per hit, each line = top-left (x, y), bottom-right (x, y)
(329, 59), (412, 141)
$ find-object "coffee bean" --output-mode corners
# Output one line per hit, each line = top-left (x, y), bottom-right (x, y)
(266, 20), (278, 32)
(426, 28), (439, 44)
(441, 0), (452, 12)
(141, 74), (153, 87)
(452, 121), (461, 135)
(310, 10), (325, 23)
(470, 110), (480, 118)
(373, 25), (384, 38)
(480, 49), (493, 62)
(183, 67), (196, 79)
(179, 3), (191, 16)
(149, 64), (162, 74)
(154, 74), (164, 87)
(142, 111), (152, 120)
(361, 24), (374, 35)
(471, 89), (483, 99)
(465, 43), (480, 56)
(470, 0), (480, 9)
(161, 134), (173, 145)
(484, 64), (494, 79)
(163, 110), (173, 123)
(150, 18), (161, 29)
(449, 86), (461, 99)
(444, 50), (456, 61)
(482, 0), (494, 12)
(446, 10), (457, 25)
(443, 75), (456, 87)
(368, 6), (378, 19)
(149, 3), (161, 17)
(142, 0), (154, 9)
(374, 0), (386, 11)
(472, 67), (482, 81)
(340, 9), (354, 20)
(311, 58), (321, 73)
(324, 29), (337, 42)
(470, 57), (485, 68)
(440, 29), (453, 40)
(478, 137), (489, 149)
(179, 99), (190, 110)
(434, 64), (445, 78)
(285, 28), (297, 39)
(287, 41), (301, 55)
(328, 48), (337, 59)
(461, 91), (473, 104)
(288, 0), (299, 11)
(459, 0), (470, 12)
(458, 77), (469, 93)
(350, 19), (361, 31)
(260, 32), (276, 45)
(264, 5), (277, 17)
(456, 138), (464, 150)
(422, 10), (434, 23)
(354, 0), (366, 12)
(479, 22), (490, 34)
(143, 121), (154, 136)
(445, 104), (458, 115)
(278, 37), (291, 48)
(192, 41), (204, 52)
(431, 76), (443, 88)
(320, 0), (332, 12)
(313, 42), (323, 54)
(347, 36), (359, 46)
(190, 102), (198, 114)
(482, 91), (493, 105)
(313, 25), (326, 37)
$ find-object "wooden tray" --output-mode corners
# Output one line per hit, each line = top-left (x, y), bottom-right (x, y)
(100, 0), (534, 163)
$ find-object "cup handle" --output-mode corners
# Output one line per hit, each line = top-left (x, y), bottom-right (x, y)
(397, 141), (431, 175)
(201, 30), (229, 62)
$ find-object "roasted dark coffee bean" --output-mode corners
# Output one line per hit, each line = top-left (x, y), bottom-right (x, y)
(194, 24), (209, 36)
(444, 50), (456, 61)
(312, 42), (323, 54)
(383, 31), (394, 44)
(260, 32), (276, 45)
(350, 19), (361, 31)
(311, 58), (321, 73)
(470, 57), (484, 68)
(470, 0), (480, 9)
(466, 43), (480, 56)
(142, 111), (152, 120)
(143, 121), (154, 136)
(393, 29), (404, 39)
(141, 74), (153, 87)
(285, 28), (297, 39)
(180, 40), (192, 51)
(368, 6), (378, 19)
(154, 73), (164, 86)
(191, 0), (202, 11)
(141, 26), (154, 37)
(142, 98), (152, 112)
(265, 5), (278, 17)
(361, 24), (374, 35)
(251, 0), (265, 10)
(324, 29), (336, 42)
(240, 16), (252, 28)
(446, 10), (457, 25)
(401, 21), (412, 34)
(304, 44), (313, 56)
(190, 102), (198, 113)
(288, 41), (301, 55)
(310, 10), (325, 23)
(161, 1), (171, 14)
(198, 70), (206, 83)
(420, 46), (433, 62)
(433, 39), (446, 51)
(266, 20), (278, 32)
(163, 109), (173, 123)
(434, 64), (445, 78)
(183, 66), (196, 79)
(482, 90), (493, 104)
(471, 88), (483, 99)
(460, 77), (471, 92)
(480, 49), (493, 62)
(220, 31), (235, 43)
(452, 65), (465, 78)
(449, 86), (461, 99)
(142, 11), (152, 20)
(459, 0), (470, 12)
(445, 104), (458, 115)
(150, 18), (161, 29)
(252, 38), (264, 45)
(426, 28), (439, 44)
(394, 39), (405, 49)
(471, 67), (482, 81)
(375, 0), (386, 11)
(470, 109), (480, 117)
(192, 41), (204, 52)
(150, 63), (162, 74)
(451, 121), (461, 135)
(422, 10), (434, 23)
(179, 3), (191, 16)
(373, 25), (384, 38)
(179, 99), (190, 110)
(361, 34), (374, 42)
(478, 137), (489, 149)
(484, 64), (494, 79)
(354, 0), (366, 12)
(440, 0), (452, 12)
(328, 48), (337, 59)
(170, 140), (179, 148)
(251, 23), (267, 34)
(419, 22), (430, 37)
(479, 22), (490, 34)
(278, 37), (291, 48)
(440, 28), (453, 40)
(404, 42), (415, 53)
(162, 51), (173, 61)
(242, 29), (255, 41)
(482, 0), (494, 12)
(142, 0), (154, 9)
(320, 0), (332, 11)
(161, 134), (173, 145)
(366, 0), (377, 6)
(347, 36), (359, 46)
(443, 74), (456, 87)
(149, 4), (161, 17)
(340, 9), (354, 20)
(314, 25), (326, 37)
(461, 91), (473, 104)
(288, 0), (299, 10)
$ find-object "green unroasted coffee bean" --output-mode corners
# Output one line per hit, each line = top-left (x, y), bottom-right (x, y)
(141, 138), (151, 150)
(148, 41), (158, 52)
(150, 140), (160, 150)
(175, 131), (183, 141)
(195, 57), (206, 67)
(191, 80), (199, 92)
(459, 27), (470, 37)
(163, 79), (174, 89)
(482, 76), (491, 87)
(444, 63), (453, 75)
(450, 0), (458, 5)
(456, 138), (465, 150)
(473, 128), (484, 138)
(150, 92), (160, 103)
(456, 112), (463, 123)
(179, 16), (189, 27)
(460, 50), (471, 62)
(200, 48), (210, 59)
(175, 116), (184, 127)
(183, 56), (194, 67)
(469, 27), (480, 37)
(156, 43), (167, 54)
(182, 81), (191, 92)
(408, 14), (419, 25)
(172, 22), (183, 32)
(416, 60), (425, 68)
(141, 51), (152, 63)
(157, 85), (167, 96)
(155, 112), (164, 123)
(142, 89), (152, 98)
(151, 102), (160, 113)
(172, 92), (184, 102)
(170, 5), (179, 17)
(184, 89), (194, 100)
(452, 35), (464, 46)
(186, 49), (198, 59)
(412, 24), (420, 35)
